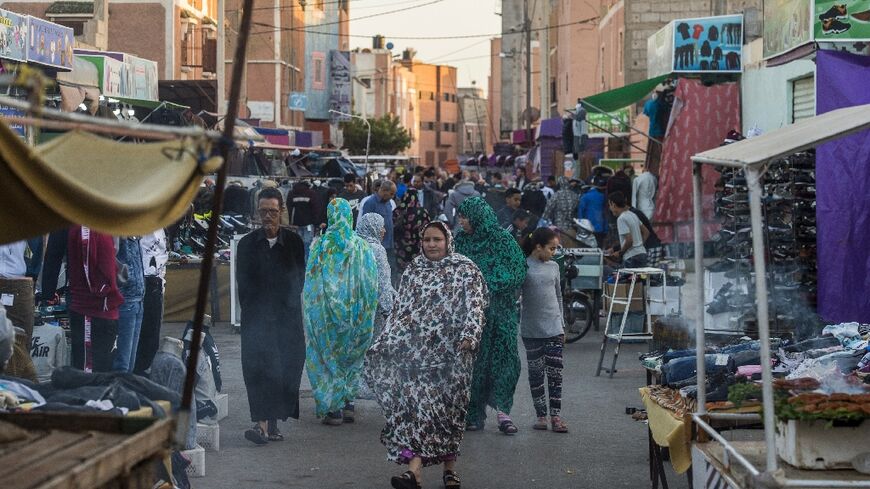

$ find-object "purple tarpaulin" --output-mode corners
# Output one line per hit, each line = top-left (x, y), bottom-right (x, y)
(816, 51), (870, 323)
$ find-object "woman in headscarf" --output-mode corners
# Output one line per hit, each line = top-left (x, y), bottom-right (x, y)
(393, 188), (431, 272)
(454, 197), (527, 435)
(355, 212), (397, 338)
(366, 221), (488, 489)
(304, 198), (378, 425)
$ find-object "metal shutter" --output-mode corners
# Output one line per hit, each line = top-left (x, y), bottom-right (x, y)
(792, 76), (815, 123)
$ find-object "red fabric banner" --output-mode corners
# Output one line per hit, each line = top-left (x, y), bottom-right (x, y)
(653, 79), (741, 243)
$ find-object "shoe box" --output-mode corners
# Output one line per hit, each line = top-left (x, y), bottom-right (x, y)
(604, 282), (645, 313)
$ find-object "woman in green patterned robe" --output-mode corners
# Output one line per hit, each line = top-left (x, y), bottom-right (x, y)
(304, 198), (378, 424)
(454, 197), (527, 434)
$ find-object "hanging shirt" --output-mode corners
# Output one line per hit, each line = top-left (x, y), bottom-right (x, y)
(30, 323), (69, 383)
(0, 241), (27, 278)
(572, 103), (588, 137)
(140, 230), (168, 279)
(644, 98), (665, 138)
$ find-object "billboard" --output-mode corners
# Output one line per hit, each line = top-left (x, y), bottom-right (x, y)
(588, 108), (630, 137)
(26, 16), (73, 70)
(763, 0), (812, 58)
(329, 50), (351, 121)
(0, 9), (27, 62)
(672, 14), (743, 72)
(813, 0), (870, 41)
(647, 21), (674, 78)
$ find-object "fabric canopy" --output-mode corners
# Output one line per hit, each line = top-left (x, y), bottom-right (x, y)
(581, 74), (670, 114)
(692, 103), (870, 168)
(0, 120), (222, 244)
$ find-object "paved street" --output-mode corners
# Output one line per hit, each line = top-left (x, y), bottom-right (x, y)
(167, 322), (689, 489)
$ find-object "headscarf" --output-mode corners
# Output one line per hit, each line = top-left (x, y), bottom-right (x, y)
(355, 213), (396, 315)
(303, 198), (379, 416)
(393, 189), (431, 269)
(454, 197), (527, 296)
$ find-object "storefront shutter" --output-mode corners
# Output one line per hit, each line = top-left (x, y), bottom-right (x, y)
(792, 76), (815, 123)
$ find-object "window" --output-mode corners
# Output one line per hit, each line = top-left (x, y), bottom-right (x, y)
(444, 93), (450, 102)
(312, 52), (325, 90)
(425, 151), (435, 166)
(421, 121), (435, 131)
(429, 92), (434, 101)
(54, 20), (84, 36)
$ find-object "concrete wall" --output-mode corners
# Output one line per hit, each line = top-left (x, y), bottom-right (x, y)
(488, 37), (503, 143)
(499, 0), (523, 135)
(458, 87), (488, 155)
(304, 1), (340, 121)
(410, 61), (458, 166)
(741, 39), (814, 134)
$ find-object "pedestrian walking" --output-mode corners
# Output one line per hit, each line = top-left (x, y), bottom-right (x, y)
(393, 189), (431, 272)
(362, 179), (398, 282)
(454, 197), (527, 434)
(520, 228), (569, 433)
(443, 177), (480, 230)
(236, 187), (307, 445)
(304, 198), (378, 425)
(355, 213), (397, 338)
(113, 236), (145, 372)
(365, 221), (488, 489)
(543, 177), (580, 247)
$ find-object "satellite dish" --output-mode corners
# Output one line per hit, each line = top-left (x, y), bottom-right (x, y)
(521, 107), (541, 124)
(386, 42), (394, 50)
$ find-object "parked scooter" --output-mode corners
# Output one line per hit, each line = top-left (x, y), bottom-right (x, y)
(556, 218), (603, 343)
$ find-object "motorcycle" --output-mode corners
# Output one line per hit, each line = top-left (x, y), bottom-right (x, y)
(556, 218), (603, 343)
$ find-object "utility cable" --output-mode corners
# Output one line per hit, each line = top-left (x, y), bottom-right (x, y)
(252, 0), (444, 35)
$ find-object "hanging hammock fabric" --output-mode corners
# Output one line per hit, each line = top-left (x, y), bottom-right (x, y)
(0, 119), (222, 244)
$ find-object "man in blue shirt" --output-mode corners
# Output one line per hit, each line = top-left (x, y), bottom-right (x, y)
(578, 177), (608, 248)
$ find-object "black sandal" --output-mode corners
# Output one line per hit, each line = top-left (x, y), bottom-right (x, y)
(498, 419), (518, 435)
(390, 471), (421, 489)
(443, 470), (461, 488)
(244, 424), (268, 445)
(267, 420), (284, 441)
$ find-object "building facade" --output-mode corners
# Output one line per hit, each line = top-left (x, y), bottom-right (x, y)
(457, 86), (489, 156)
(402, 51), (458, 167)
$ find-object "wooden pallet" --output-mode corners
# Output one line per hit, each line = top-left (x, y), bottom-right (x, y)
(0, 412), (173, 489)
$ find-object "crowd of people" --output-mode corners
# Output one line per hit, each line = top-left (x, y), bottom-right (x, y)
(233, 162), (663, 489)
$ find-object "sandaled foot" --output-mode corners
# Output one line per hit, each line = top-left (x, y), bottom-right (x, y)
(343, 402), (355, 423)
(267, 420), (284, 441)
(498, 419), (518, 435)
(244, 424), (268, 445)
(390, 470), (421, 489)
(533, 416), (548, 430)
(443, 469), (461, 488)
(464, 420), (483, 432)
(551, 416), (569, 433)
(321, 411), (343, 426)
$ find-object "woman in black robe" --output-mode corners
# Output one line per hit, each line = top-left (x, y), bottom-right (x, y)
(236, 187), (306, 444)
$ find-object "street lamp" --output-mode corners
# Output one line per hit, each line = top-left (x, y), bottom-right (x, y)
(330, 109), (371, 172)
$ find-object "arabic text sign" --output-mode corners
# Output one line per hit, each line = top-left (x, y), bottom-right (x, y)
(0, 9), (27, 61)
(329, 50), (351, 121)
(27, 17), (73, 70)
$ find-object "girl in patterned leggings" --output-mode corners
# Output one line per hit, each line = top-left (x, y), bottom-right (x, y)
(520, 228), (569, 433)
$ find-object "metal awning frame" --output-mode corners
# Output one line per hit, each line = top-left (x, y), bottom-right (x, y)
(689, 104), (870, 487)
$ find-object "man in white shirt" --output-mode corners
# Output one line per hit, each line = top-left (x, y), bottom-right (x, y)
(0, 241), (27, 278)
(608, 191), (648, 269)
(632, 166), (657, 220)
(0, 241), (34, 340)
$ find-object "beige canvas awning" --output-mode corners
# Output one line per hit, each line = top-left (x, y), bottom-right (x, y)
(692, 103), (870, 168)
(0, 119), (221, 244)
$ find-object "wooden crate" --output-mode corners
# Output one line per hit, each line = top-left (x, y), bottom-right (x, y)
(0, 412), (173, 489)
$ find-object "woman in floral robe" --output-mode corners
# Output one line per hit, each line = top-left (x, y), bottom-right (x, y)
(365, 221), (488, 489)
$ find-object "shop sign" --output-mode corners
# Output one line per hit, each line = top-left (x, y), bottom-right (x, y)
(329, 50), (351, 121)
(672, 14), (743, 73)
(100, 55), (125, 99)
(0, 105), (25, 137)
(0, 9), (27, 62)
(588, 107), (630, 137)
(813, 0), (870, 42)
(763, 0), (812, 58)
(26, 17), (73, 70)
(247, 101), (274, 122)
(647, 22), (674, 79)
(289, 92), (308, 111)
(126, 54), (158, 102)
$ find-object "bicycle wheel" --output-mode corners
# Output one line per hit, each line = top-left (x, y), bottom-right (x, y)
(564, 293), (593, 343)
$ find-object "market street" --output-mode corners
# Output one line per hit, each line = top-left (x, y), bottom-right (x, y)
(166, 322), (689, 489)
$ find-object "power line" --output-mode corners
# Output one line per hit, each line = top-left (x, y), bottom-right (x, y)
(252, 0), (445, 35)
(427, 38), (491, 62)
(253, 12), (599, 38)
(227, 0), (419, 14)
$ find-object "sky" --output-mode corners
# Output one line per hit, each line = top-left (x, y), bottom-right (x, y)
(348, 0), (503, 94)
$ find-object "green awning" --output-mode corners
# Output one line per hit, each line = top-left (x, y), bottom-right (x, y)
(581, 74), (669, 113)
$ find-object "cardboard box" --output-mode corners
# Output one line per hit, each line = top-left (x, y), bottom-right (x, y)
(604, 283), (644, 313)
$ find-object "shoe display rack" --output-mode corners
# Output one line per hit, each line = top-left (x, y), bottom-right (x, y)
(707, 149), (820, 339)
(763, 150), (818, 338)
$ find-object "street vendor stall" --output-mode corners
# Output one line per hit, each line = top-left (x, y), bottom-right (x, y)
(685, 103), (870, 488)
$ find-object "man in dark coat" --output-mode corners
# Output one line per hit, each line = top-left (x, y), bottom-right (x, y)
(236, 187), (306, 445)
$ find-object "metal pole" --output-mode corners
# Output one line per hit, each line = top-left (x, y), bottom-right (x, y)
(177, 0), (256, 447)
(746, 166), (777, 473)
(217, 0), (226, 115)
(692, 163), (707, 413)
(524, 0), (532, 146)
(364, 117), (371, 172)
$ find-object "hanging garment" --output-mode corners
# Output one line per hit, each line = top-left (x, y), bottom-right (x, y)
(393, 189), (431, 271)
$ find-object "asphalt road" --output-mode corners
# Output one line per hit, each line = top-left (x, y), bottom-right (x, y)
(166, 322), (690, 489)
